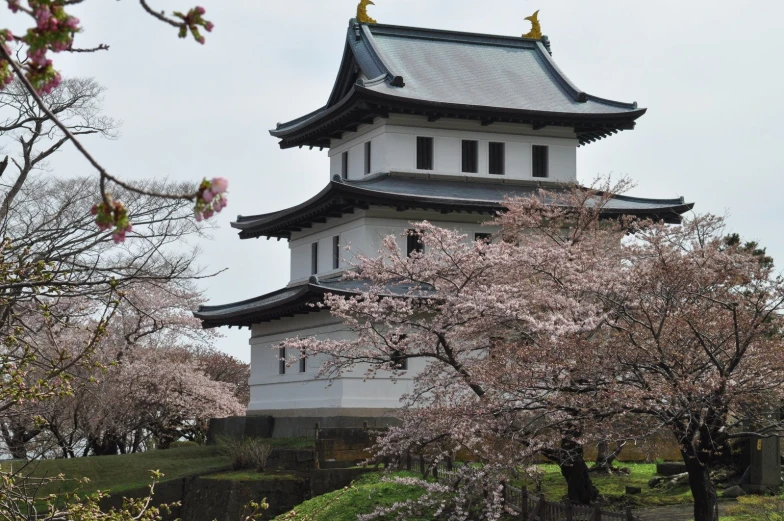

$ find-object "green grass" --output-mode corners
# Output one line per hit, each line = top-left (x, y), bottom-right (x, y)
(0, 445), (231, 497)
(202, 470), (300, 482)
(272, 472), (433, 521)
(516, 463), (693, 508)
(721, 495), (784, 521)
(0, 438), (315, 499)
(264, 437), (314, 450)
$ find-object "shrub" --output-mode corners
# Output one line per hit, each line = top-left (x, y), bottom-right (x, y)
(726, 496), (784, 521)
(169, 440), (200, 449)
(217, 437), (273, 472)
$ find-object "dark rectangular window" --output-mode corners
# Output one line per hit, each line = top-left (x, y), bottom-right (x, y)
(406, 230), (423, 257)
(488, 142), (505, 175)
(391, 350), (408, 370)
(462, 140), (478, 173)
(279, 347), (286, 375)
(416, 137), (433, 170)
(332, 235), (340, 270)
(475, 232), (492, 243)
(299, 350), (306, 373)
(311, 242), (318, 275)
(391, 335), (408, 370)
(364, 141), (372, 174)
(532, 145), (549, 178)
(341, 151), (348, 180)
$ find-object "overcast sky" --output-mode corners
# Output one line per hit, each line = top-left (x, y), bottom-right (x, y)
(31, 0), (784, 361)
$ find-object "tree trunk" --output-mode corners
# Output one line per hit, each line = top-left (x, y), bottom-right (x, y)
(0, 421), (40, 460)
(592, 441), (627, 473)
(560, 456), (598, 504)
(543, 438), (599, 504)
(683, 454), (719, 521)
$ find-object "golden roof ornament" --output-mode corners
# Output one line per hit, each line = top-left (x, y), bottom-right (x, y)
(522, 10), (542, 40)
(357, 0), (377, 24)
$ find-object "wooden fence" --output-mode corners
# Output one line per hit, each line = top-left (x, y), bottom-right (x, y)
(404, 455), (640, 521)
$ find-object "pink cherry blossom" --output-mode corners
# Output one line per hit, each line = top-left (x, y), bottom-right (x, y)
(284, 179), (784, 520)
(211, 177), (228, 194)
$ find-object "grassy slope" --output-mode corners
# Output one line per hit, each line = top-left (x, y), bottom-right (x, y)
(272, 472), (432, 521)
(0, 446), (231, 496)
(276, 464), (697, 521)
(519, 463), (693, 508)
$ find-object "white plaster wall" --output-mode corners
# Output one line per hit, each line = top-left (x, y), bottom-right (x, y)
(248, 313), (417, 414)
(548, 144), (578, 183)
(290, 242), (313, 280)
(434, 136), (460, 173)
(289, 210), (499, 283)
(329, 119), (387, 180)
(289, 215), (368, 283)
(384, 132), (416, 171)
(327, 115), (579, 182)
(382, 125), (577, 182)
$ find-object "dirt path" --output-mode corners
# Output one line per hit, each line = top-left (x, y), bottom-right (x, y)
(636, 502), (732, 521)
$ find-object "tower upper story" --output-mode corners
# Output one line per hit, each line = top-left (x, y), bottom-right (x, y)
(270, 20), (646, 184)
(195, 14), (694, 330)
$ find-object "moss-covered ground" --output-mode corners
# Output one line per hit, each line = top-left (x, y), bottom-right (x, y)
(517, 463), (693, 508)
(272, 471), (434, 521)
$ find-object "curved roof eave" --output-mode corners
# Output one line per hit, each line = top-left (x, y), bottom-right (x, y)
(232, 175), (694, 240)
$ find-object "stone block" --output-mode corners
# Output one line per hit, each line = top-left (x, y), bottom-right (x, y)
(656, 462), (687, 476)
(722, 485), (747, 498)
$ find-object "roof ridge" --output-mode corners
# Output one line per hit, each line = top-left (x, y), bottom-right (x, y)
(357, 23), (405, 87)
(365, 22), (544, 48)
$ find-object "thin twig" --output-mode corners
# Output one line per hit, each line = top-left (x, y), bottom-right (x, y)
(138, 0), (183, 28)
(0, 45), (198, 207)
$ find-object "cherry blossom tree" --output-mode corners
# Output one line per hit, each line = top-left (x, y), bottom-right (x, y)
(591, 217), (784, 521)
(2, 278), (244, 458)
(284, 181), (635, 506)
(286, 181), (784, 521)
(192, 346), (251, 407)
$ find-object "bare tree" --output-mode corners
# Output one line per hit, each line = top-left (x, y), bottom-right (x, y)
(0, 78), (216, 459)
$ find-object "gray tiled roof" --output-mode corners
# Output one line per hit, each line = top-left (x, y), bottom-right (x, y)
(271, 21), (645, 145)
(343, 173), (686, 211)
(194, 275), (432, 328)
(362, 25), (636, 115)
(232, 173), (693, 239)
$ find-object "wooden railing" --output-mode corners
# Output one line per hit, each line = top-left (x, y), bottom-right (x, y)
(404, 455), (639, 521)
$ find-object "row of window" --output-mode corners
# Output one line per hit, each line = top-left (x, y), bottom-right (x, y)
(420, 138), (549, 177)
(311, 235), (341, 275)
(279, 347), (306, 375)
(341, 142), (374, 179)
(277, 346), (408, 375)
(309, 232), (491, 277)
(341, 139), (549, 179)
(406, 231), (492, 257)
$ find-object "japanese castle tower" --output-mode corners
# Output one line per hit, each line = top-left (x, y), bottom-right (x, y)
(196, 13), (693, 428)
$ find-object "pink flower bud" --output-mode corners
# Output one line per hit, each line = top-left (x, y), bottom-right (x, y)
(195, 6), (206, 15)
(201, 189), (214, 203)
(205, 22), (214, 32)
(211, 177), (228, 194)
